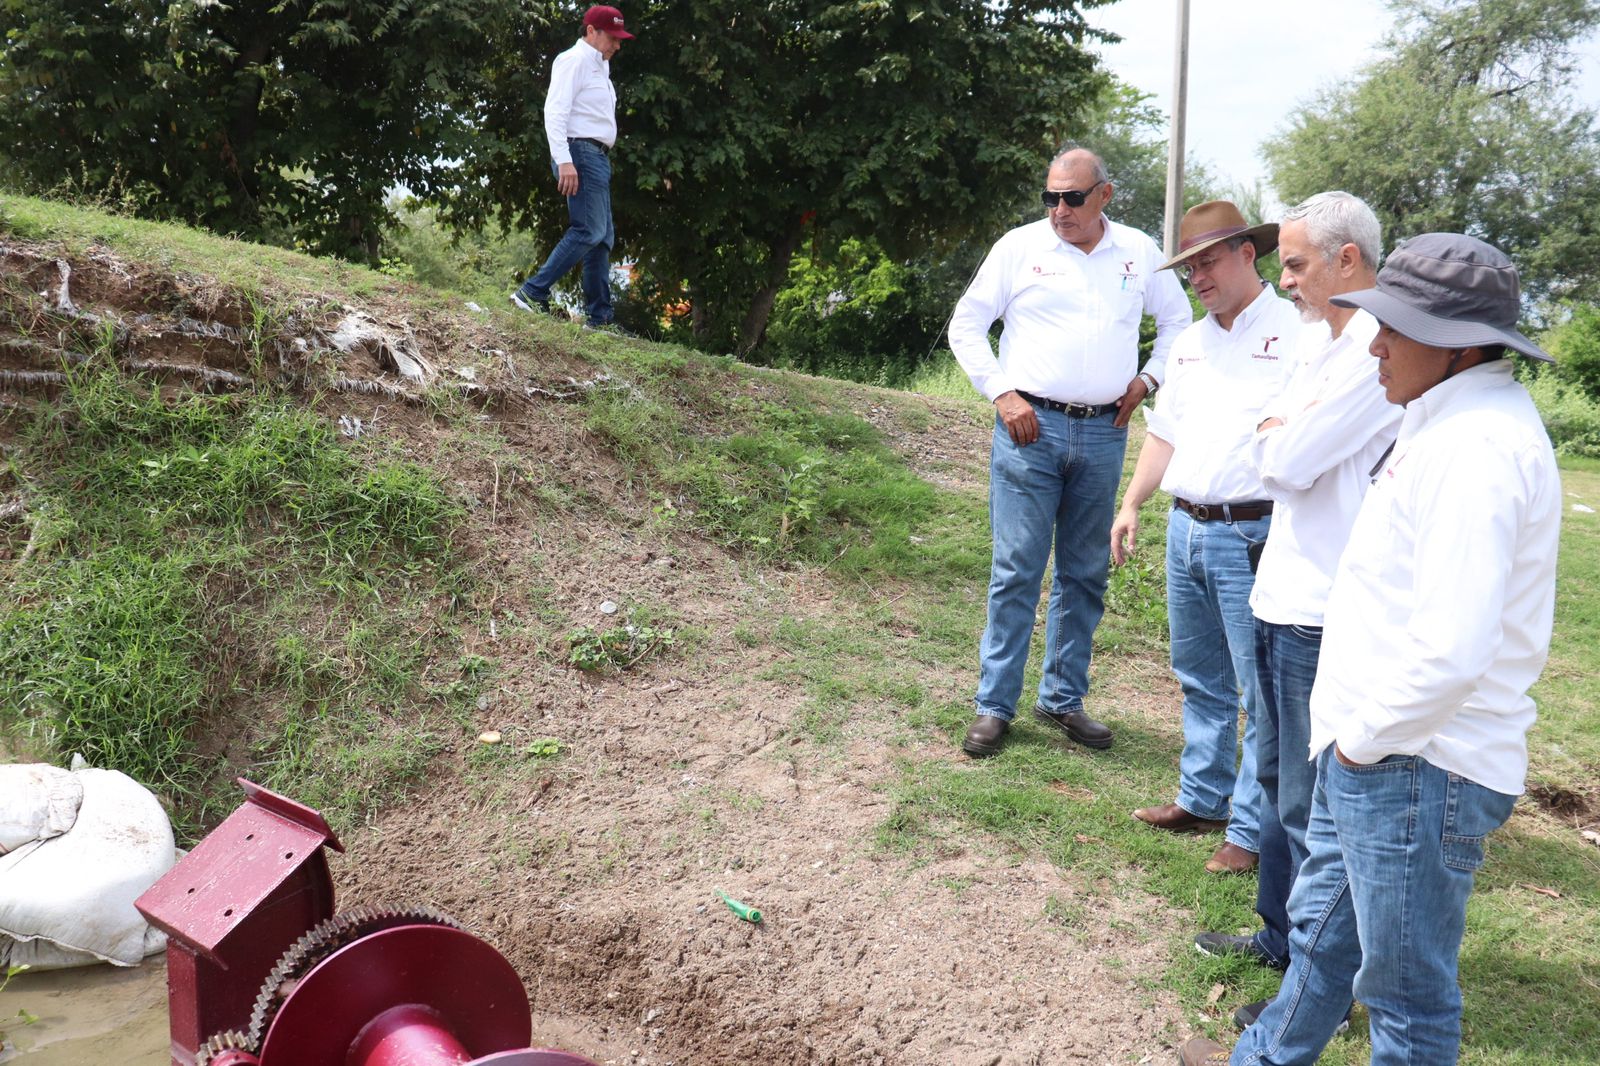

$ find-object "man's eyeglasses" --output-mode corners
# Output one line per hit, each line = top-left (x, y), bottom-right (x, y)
(1041, 181), (1104, 209)
(1178, 250), (1230, 280)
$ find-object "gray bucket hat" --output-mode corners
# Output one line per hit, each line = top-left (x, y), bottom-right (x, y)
(1329, 233), (1553, 362)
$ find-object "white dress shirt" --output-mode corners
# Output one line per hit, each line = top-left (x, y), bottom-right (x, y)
(1145, 285), (1302, 503)
(949, 217), (1191, 404)
(1309, 361), (1560, 795)
(1248, 311), (1401, 626)
(544, 38), (617, 166)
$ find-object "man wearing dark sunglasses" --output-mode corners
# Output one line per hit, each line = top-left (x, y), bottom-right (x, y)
(949, 146), (1191, 759)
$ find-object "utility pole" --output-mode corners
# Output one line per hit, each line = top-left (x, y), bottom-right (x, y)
(1163, 0), (1191, 258)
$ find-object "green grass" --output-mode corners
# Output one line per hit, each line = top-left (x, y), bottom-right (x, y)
(0, 366), (469, 837)
(1528, 465), (1600, 783)
(574, 345), (992, 588)
(856, 447), (1600, 1063)
(0, 191), (405, 304)
(905, 354), (984, 401)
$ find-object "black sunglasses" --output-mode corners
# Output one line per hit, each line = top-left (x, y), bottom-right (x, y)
(1041, 181), (1104, 209)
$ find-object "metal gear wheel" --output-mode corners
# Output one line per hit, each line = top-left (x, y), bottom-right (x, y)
(195, 1029), (255, 1066)
(245, 904), (462, 1052)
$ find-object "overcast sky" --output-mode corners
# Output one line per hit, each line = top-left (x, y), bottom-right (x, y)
(1087, 0), (1600, 209)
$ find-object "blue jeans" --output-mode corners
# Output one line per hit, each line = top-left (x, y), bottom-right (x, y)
(1233, 751), (1516, 1065)
(975, 408), (1127, 721)
(518, 138), (615, 325)
(1250, 620), (1322, 965)
(1165, 506), (1269, 853)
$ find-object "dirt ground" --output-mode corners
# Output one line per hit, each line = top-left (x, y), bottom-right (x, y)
(1, 240), (1198, 1065)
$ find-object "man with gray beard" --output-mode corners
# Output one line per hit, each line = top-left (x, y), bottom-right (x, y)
(1192, 195), (1399, 1026)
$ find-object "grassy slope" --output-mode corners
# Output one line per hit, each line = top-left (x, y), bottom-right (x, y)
(2, 193), (1596, 1062)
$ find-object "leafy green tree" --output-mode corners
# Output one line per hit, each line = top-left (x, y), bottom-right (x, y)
(753, 78), (1227, 380)
(1261, 0), (1600, 306)
(1547, 303), (1600, 400)
(0, 0), (505, 261)
(452, 0), (1115, 354)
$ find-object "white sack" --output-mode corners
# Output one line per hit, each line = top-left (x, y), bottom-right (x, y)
(0, 766), (175, 969)
(0, 763), (83, 853)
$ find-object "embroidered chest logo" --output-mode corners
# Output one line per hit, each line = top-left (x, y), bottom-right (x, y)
(1119, 261), (1141, 291)
(1031, 264), (1068, 278)
(1252, 335), (1281, 360)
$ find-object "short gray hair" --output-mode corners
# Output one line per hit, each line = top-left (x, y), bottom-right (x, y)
(1049, 145), (1109, 184)
(1281, 191), (1381, 269)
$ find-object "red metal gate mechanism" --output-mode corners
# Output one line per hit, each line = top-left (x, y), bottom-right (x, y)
(135, 779), (598, 1066)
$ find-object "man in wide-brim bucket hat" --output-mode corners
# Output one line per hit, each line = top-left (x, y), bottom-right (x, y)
(1181, 232), (1560, 1066)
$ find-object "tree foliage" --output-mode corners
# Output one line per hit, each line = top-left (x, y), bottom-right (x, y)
(1548, 303), (1600, 400)
(451, 0), (1116, 353)
(1261, 0), (1600, 306)
(755, 79), (1229, 381)
(0, 0), (504, 261)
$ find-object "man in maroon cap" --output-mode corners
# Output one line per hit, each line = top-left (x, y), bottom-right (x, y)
(512, 6), (635, 333)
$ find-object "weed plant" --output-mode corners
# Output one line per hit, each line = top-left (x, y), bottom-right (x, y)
(567, 610), (677, 673)
(0, 368), (465, 836)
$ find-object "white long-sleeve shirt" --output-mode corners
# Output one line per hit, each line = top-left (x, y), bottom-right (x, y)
(544, 38), (617, 166)
(949, 217), (1191, 405)
(1247, 311), (1400, 626)
(1145, 284), (1303, 503)
(1309, 361), (1560, 795)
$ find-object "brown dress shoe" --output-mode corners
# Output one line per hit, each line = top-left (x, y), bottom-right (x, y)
(1178, 1034), (1230, 1065)
(1205, 841), (1259, 874)
(1132, 802), (1229, 833)
(961, 715), (1009, 758)
(1032, 705), (1114, 749)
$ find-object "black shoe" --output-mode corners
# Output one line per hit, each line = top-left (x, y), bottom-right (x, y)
(1233, 999), (1267, 1031)
(1233, 998), (1350, 1035)
(961, 715), (1009, 758)
(1032, 705), (1113, 749)
(1194, 932), (1283, 970)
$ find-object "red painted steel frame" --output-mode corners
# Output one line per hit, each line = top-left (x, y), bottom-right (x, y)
(135, 779), (342, 1066)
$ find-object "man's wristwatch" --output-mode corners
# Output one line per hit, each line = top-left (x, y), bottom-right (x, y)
(1138, 371), (1159, 395)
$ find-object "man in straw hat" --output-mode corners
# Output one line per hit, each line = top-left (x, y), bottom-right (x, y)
(1180, 233), (1561, 1065)
(949, 146), (1191, 759)
(1192, 193), (1401, 1028)
(1112, 200), (1303, 875)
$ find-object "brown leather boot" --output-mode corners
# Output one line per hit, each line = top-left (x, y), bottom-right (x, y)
(1132, 803), (1228, 833)
(1178, 1034), (1230, 1065)
(1205, 841), (1259, 874)
(961, 715), (1008, 758)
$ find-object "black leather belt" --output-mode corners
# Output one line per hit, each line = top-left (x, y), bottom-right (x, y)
(570, 136), (610, 154)
(1174, 497), (1274, 522)
(1014, 390), (1117, 419)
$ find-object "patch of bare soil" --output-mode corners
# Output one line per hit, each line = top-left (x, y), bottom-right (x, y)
(1, 241), (1195, 1064)
(336, 565), (1189, 1065)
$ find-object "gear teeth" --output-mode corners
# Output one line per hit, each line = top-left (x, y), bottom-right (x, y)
(196, 1029), (254, 1065)
(245, 904), (462, 1052)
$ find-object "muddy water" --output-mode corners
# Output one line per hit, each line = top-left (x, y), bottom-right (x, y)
(0, 956), (169, 1065)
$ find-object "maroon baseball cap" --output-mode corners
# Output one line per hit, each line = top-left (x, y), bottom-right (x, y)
(583, 5), (634, 38)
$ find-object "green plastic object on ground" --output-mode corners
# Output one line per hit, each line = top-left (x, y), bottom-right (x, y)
(714, 888), (762, 924)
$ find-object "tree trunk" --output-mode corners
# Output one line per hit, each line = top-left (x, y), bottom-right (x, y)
(690, 296), (711, 341)
(735, 222), (805, 357)
(224, 34), (276, 205)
